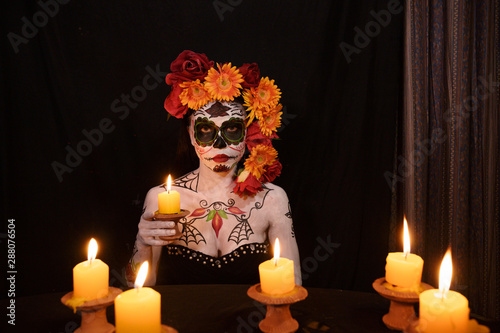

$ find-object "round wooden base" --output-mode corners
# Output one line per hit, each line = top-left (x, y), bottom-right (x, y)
(153, 209), (190, 241)
(372, 278), (433, 331)
(61, 287), (122, 333)
(62, 287), (178, 333)
(247, 284), (308, 333)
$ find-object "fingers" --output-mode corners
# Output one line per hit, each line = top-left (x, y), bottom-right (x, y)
(144, 238), (174, 246)
(137, 230), (176, 247)
(142, 210), (156, 221)
(137, 211), (178, 247)
(139, 226), (177, 238)
(139, 220), (176, 229)
(137, 236), (173, 247)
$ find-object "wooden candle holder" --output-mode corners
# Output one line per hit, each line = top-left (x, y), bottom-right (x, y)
(153, 209), (190, 241)
(247, 284), (308, 333)
(61, 287), (122, 333)
(62, 287), (178, 333)
(372, 278), (433, 331)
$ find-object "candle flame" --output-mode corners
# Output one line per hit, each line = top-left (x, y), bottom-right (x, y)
(88, 238), (97, 264)
(273, 238), (280, 266)
(403, 217), (411, 258)
(167, 175), (172, 193)
(439, 248), (453, 298)
(135, 261), (149, 290)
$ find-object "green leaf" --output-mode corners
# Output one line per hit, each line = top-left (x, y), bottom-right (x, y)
(218, 210), (228, 219)
(207, 210), (216, 221)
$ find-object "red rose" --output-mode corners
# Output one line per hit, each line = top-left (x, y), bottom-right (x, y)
(164, 84), (188, 118)
(239, 63), (260, 88)
(246, 122), (278, 150)
(260, 159), (282, 183)
(233, 172), (263, 198)
(165, 50), (214, 85)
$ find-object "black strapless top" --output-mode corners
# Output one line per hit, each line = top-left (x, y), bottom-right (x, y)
(157, 242), (271, 285)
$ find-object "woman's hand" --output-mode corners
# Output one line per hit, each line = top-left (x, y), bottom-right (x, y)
(136, 210), (177, 247)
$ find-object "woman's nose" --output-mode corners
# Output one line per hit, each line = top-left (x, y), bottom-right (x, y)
(213, 135), (227, 148)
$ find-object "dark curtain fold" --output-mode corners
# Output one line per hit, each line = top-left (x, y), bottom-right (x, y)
(403, 0), (500, 320)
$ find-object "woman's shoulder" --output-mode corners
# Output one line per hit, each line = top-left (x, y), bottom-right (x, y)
(263, 182), (287, 194)
(261, 182), (289, 204)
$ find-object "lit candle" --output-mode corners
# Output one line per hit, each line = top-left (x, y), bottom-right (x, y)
(258, 239), (295, 296)
(158, 175), (180, 214)
(419, 249), (469, 333)
(385, 217), (424, 288)
(73, 238), (109, 300)
(115, 262), (162, 333)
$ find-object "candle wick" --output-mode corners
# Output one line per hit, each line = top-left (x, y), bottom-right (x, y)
(404, 252), (409, 260)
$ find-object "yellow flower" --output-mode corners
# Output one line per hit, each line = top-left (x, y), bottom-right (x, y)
(244, 145), (278, 179)
(179, 80), (212, 110)
(204, 63), (244, 101)
(258, 104), (283, 136)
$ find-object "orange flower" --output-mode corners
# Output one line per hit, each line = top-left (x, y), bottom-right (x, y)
(243, 77), (281, 125)
(204, 63), (244, 101)
(244, 145), (278, 179)
(243, 77), (280, 109)
(242, 90), (257, 125)
(179, 80), (212, 110)
(258, 104), (283, 136)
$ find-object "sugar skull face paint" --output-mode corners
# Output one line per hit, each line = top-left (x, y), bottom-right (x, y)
(194, 117), (246, 147)
(189, 101), (247, 173)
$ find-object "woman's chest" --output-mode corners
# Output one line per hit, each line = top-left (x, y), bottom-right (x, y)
(174, 192), (271, 255)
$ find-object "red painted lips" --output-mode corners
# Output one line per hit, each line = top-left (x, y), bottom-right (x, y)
(212, 154), (230, 163)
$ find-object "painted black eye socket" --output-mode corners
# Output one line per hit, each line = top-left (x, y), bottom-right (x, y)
(222, 122), (244, 142)
(196, 124), (217, 143)
(194, 119), (218, 145)
(194, 118), (246, 145)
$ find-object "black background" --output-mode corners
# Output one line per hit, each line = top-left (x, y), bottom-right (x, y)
(1, 0), (403, 297)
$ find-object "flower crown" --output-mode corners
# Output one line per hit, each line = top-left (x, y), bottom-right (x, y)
(164, 50), (283, 198)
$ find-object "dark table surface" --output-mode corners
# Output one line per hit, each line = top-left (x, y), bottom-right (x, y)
(2, 284), (499, 333)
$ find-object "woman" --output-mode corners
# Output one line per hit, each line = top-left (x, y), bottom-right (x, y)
(127, 50), (301, 286)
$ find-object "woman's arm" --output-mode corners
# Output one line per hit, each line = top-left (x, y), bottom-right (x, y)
(126, 187), (176, 286)
(266, 185), (302, 285)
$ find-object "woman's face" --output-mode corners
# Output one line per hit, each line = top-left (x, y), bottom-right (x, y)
(189, 101), (247, 173)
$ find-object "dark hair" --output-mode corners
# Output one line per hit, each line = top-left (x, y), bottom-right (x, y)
(173, 110), (198, 175)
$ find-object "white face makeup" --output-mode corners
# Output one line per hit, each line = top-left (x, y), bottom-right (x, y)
(189, 101), (247, 173)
